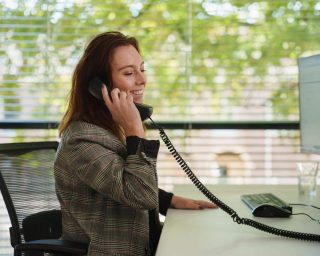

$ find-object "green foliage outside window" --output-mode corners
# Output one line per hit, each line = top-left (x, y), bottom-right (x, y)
(1, 0), (320, 122)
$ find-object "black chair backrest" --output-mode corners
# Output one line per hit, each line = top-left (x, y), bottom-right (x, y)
(0, 141), (60, 247)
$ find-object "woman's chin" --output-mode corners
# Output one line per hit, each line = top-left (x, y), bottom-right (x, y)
(133, 96), (144, 104)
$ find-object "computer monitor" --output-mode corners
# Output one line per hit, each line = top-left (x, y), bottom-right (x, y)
(298, 54), (320, 154)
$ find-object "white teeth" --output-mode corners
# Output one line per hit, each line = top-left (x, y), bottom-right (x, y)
(132, 90), (143, 95)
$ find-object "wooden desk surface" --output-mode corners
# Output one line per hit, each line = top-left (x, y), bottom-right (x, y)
(156, 184), (320, 256)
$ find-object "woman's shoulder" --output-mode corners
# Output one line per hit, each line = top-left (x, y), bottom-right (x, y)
(66, 121), (108, 134)
(60, 121), (125, 152)
(63, 121), (117, 141)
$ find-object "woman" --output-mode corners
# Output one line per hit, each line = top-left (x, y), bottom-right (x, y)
(54, 31), (216, 256)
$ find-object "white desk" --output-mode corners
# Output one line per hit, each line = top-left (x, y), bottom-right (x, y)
(156, 184), (320, 256)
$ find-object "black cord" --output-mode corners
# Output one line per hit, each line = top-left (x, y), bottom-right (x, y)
(291, 213), (320, 224)
(289, 203), (320, 224)
(149, 117), (320, 242)
(289, 203), (320, 210)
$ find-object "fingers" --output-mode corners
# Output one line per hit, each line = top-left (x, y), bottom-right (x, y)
(126, 90), (134, 103)
(104, 88), (132, 104)
(185, 200), (204, 210)
(101, 84), (112, 107)
(171, 195), (218, 210)
(186, 200), (216, 210)
(102, 87), (129, 108)
(118, 90), (132, 104)
(193, 200), (218, 209)
(110, 87), (121, 104)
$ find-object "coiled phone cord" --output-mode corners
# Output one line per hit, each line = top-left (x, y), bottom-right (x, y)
(149, 118), (320, 242)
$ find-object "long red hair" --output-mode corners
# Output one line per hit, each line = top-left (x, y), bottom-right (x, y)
(59, 31), (140, 140)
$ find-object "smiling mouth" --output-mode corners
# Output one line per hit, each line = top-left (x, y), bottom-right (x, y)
(131, 89), (144, 95)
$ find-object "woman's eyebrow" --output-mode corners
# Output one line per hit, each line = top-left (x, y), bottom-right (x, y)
(118, 61), (144, 71)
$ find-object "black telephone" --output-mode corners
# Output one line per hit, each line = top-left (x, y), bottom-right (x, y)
(89, 77), (153, 121)
(88, 77), (320, 242)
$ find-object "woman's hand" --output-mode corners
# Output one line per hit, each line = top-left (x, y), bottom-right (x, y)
(170, 195), (218, 210)
(102, 85), (145, 138)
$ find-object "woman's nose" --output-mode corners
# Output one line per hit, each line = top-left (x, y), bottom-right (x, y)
(135, 70), (146, 85)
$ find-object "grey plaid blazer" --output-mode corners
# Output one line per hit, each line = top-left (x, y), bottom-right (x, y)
(54, 121), (171, 255)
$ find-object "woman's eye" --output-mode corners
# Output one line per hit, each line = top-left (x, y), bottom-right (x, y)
(124, 72), (133, 76)
(141, 69), (146, 72)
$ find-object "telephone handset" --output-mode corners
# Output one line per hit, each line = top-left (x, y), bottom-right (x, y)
(88, 77), (320, 242)
(88, 77), (153, 121)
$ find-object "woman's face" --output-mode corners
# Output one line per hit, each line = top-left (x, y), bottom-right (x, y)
(110, 45), (146, 104)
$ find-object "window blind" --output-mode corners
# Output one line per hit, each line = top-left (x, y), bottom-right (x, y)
(1, 0), (320, 124)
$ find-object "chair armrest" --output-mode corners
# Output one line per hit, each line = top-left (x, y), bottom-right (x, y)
(15, 239), (88, 255)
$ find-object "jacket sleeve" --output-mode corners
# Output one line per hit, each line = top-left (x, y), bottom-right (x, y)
(158, 189), (173, 216)
(127, 136), (174, 215)
(66, 132), (160, 210)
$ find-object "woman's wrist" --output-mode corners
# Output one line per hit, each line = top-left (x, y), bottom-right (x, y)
(170, 195), (179, 208)
(124, 125), (145, 138)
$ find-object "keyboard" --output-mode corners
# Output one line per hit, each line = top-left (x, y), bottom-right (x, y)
(241, 193), (292, 212)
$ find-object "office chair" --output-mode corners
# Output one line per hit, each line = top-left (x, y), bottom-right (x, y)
(0, 141), (88, 256)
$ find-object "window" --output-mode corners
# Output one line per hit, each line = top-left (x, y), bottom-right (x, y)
(1, 0), (320, 127)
